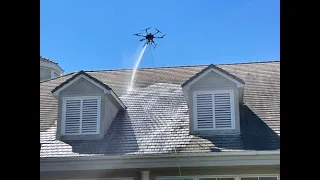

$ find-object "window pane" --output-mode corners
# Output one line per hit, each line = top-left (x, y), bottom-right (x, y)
(241, 178), (258, 180)
(159, 178), (193, 180)
(199, 178), (216, 180)
(260, 177), (277, 180)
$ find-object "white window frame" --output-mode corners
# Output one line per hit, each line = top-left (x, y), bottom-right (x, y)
(196, 175), (279, 180)
(157, 176), (195, 180)
(61, 96), (101, 135)
(193, 89), (235, 131)
(51, 70), (60, 78)
(238, 175), (279, 180)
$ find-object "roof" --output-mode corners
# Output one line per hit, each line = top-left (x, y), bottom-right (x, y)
(181, 64), (245, 87)
(40, 56), (64, 73)
(40, 56), (58, 65)
(40, 61), (280, 158)
(51, 70), (126, 109)
(51, 70), (112, 93)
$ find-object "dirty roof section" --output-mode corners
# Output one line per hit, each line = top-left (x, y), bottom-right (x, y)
(40, 61), (280, 157)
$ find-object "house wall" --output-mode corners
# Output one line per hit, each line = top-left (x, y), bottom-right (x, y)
(40, 67), (52, 81)
(56, 77), (120, 140)
(40, 165), (280, 180)
(187, 71), (241, 135)
(103, 94), (120, 136)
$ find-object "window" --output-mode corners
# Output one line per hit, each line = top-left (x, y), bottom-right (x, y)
(241, 177), (278, 180)
(40, 67), (51, 81)
(199, 178), (234, 180)
(193, 90), (235, 130)
(52, 71), (60, 78)
(62, 96), (101, 135)
(158, 177), (194, 180)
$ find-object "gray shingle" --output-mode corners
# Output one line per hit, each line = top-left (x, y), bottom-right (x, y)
(40, 61), (280, 157)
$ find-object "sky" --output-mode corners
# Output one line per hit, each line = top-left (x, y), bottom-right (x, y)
(40, 0), (280, 74)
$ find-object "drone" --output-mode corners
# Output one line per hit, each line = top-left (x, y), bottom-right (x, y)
(134, 27), (166, 48)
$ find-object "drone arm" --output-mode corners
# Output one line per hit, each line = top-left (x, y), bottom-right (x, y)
(153, 31), (160, 36)
(135, 34), (146, 37)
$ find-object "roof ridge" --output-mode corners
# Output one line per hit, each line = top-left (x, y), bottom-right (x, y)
(41, 60), (280, 83)
(83, 60), (280, 73)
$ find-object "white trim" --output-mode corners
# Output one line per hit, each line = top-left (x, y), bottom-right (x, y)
(51, 70), (60, 78)
(193, 90), (235, 131)
(40, 60), (64, 74)
(52, 74), (126, 109)
(183, 68), (245, 90)
(62, 96), (101, 135)
(52, 74), (111, 96)
(157, 174), (280, 180)
(157, 176), (194, 180)
(40, 150), (280, 172)
(111, 90), (126, 109)
(196, 175), (279, 180)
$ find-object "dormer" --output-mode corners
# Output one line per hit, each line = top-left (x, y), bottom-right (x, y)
(182, 64), (245, 135)
(51, 71), (126, 140)
(40, 56), (64, 81)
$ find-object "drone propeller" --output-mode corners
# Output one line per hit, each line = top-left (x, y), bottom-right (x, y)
(155, 28), (162, 33)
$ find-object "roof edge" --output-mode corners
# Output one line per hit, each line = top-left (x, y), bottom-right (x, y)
(40, 150), (280, 171)
(84, 60), (280, 73)
(181, 64), (245, 88)
(41, 150), (280, 161)
(51, 70), (126, 109)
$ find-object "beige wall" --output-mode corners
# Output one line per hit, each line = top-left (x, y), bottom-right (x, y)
(40, 165), (280, 180)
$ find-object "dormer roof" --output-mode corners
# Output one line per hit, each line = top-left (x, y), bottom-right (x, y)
(51, 70), (126, 109)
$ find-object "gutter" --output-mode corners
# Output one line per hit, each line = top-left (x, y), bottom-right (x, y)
(40, 150), (280, 172)
(41, 150), (280, 161)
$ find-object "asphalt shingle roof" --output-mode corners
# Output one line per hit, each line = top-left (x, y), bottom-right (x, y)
(40, 61), (280, 157)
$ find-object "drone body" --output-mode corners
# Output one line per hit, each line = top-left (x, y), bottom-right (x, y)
(134, 27), (166, 48)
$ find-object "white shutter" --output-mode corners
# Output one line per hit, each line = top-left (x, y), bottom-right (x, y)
(194, 90), (234, 130)
(213, 92), (233, 129)
(196, 93), (214, 129)
(64, 99), (81, 134)
(81, 98), (99, 133)
(62, 96), (100, 135)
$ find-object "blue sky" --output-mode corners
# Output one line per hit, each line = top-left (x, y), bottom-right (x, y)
(40, 0), (279, 74)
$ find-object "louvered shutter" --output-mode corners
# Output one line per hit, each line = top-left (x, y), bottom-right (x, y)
(196, 93), (214, 129)
(81, 98), (99, 133)
(195, 90), (234, 130)
(64, 99), (81, 134)
(213, 92), (233, 129)
(63, 97), (100, 135)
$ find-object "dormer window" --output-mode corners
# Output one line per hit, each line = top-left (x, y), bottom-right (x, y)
(62, 96), (101, 135)
(51, 70), (126, 140)
(181, 64), (245, 135)
(193, 90), (235, 130)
